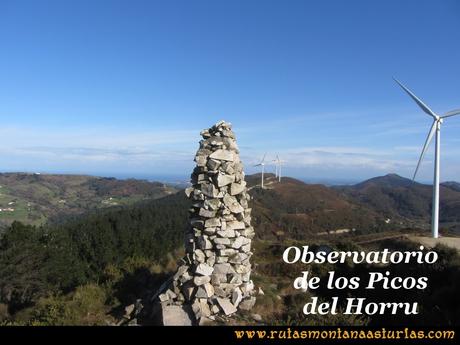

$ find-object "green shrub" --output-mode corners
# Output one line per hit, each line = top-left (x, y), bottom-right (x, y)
(25, 284), (108, 326)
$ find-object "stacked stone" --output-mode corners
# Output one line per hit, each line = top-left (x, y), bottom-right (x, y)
(157, 120), (256, 323)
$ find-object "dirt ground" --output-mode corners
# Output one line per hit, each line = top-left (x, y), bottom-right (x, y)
(408, 236), (460, 252)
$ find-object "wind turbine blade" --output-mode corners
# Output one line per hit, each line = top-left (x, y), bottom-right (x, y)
(261, 153), (267, 163)
(413, 121), (437, 181)
(393, 78), (437, 119)
(442, 109), (460, 118)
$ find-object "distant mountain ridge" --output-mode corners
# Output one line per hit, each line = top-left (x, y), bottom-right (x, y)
(246, 174), (384, 239)
(442, 181), (460, 192)
(353, 173), (416, 189)
(246, 173), (460, 237)
(1, 171), (459, 234)
(0, 172), (177, 227)
(335, 173), (460, 225)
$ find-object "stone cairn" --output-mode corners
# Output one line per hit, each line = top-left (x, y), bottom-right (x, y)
(155, 120), (256, 325)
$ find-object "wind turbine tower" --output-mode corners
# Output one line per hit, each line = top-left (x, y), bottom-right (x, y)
(273, 155), (284, 182)
(394, 78), (460, 238)
(273, 156), (279, 179)
(254, 153), (267, 189)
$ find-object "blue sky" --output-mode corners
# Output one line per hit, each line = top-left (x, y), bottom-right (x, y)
(0, 0), (459, 182)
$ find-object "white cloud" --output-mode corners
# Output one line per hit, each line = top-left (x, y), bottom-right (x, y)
(0, 125), (198, 147)
(0, 125), (200, 174)
(242, 146), (415, 171)
(0, 122), (458, 181)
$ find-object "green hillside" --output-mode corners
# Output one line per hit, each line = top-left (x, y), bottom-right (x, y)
(0, 192), (190, 324)
(335, 174), (460, 230)
(0, 173), (177, 228)
(1, 173), (460, 326)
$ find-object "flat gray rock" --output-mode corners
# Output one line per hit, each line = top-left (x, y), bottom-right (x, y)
(230, 182), (245, 195)
(194, 275), (211, 286)
(216, 297), (237, 315)
(199, 208), (216, 218)
(226, 220), (246, 230)
(205, 218), (221, 227)
(209, 149), (234, 162)
(195, 263), (214, 276)
(213, 263), (236, 275)
(217, 173), (235, 187)
(232, 287), (243, 307)
(161, 305), (194, 326)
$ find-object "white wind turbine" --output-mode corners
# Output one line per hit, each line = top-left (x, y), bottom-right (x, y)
(254, 153), (267, 189)
(273, 155), (279, 179)
(394, 78), (460, 238)
(273, 155), (284, 182)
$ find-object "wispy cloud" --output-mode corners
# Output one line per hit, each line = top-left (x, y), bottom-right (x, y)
(0, 125), (198, 147)
(241, 146), (417, 174)
(0, 125), (198, 167)
(0, 146), (194, 164)
(0, 121), (458, 180)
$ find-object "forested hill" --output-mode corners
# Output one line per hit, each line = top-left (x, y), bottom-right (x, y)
(0, 172), (177, 227)
(0, 192), (190, 320)
(335, 174), (460, 225)
(247, 174), (386, 239)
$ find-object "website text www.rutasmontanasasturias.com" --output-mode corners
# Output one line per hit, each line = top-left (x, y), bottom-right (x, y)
(233, 327), (455, 341)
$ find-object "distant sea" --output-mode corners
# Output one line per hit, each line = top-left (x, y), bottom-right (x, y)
(93, 172), (191, 186)
(94, 173), (360, 186)
(96, 173), (360, 186)
(0, 171), (434, 187)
